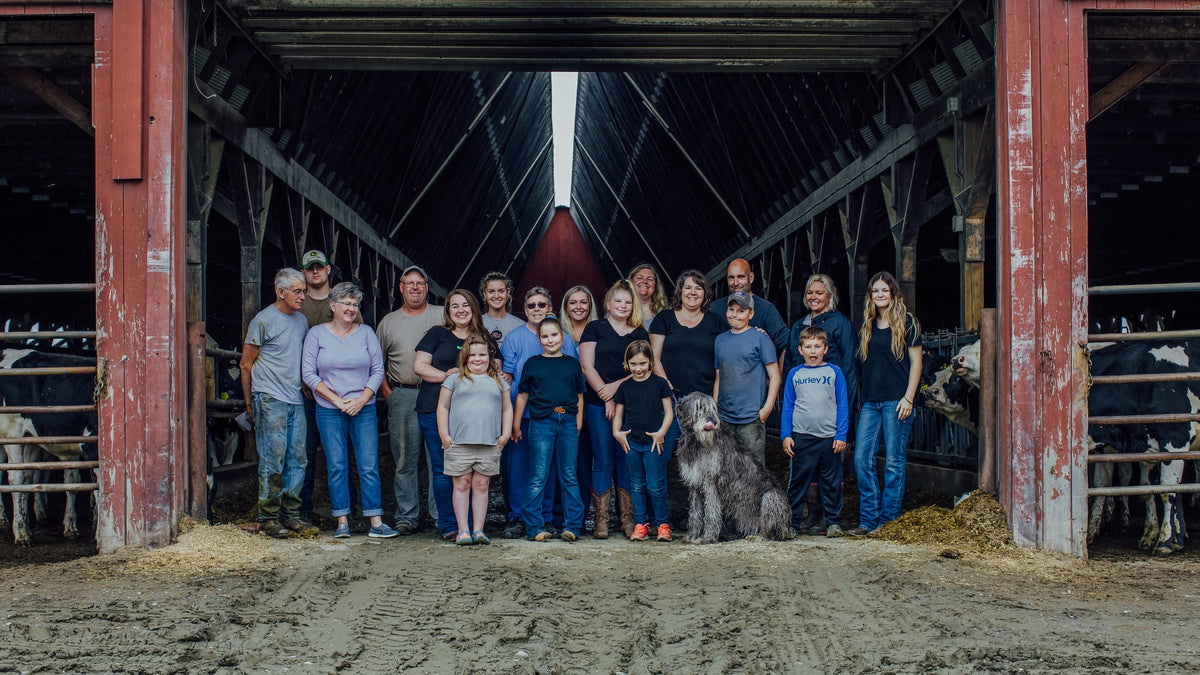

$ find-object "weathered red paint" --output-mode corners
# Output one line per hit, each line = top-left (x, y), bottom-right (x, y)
(111, 0), (144, 179)
(88, 0), (187, 552)
(997, 0), (1200, 556)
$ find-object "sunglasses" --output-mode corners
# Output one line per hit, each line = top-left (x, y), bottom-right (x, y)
(526, 301), (548, 309)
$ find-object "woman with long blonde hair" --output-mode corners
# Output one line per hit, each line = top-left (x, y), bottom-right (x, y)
(847, 271), (922, 538)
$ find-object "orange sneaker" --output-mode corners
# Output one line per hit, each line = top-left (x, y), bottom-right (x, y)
(656, 524), (672, 542)
(630, 523), (650, 541)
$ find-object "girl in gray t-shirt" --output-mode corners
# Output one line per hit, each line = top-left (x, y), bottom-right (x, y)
(437, 334), (513, 545)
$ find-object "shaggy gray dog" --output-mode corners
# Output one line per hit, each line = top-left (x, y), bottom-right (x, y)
(674, 393), (792, 543)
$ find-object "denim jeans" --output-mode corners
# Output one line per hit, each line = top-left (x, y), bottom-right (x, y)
(315, 404), (383, 518)
(385, 387), (424, 527)
(787, 433), (843, 527)
(661, 416), (680, 463)
(525, 413), (584, 535)
(853, 400), (913, 531)
(252, 393), (307, 521)
(418, 411), (460, 536)
(624, 440), (669, 526)
(501, 419), (536, 522)
(586, 404), (630, 493)
(301, 396), (320, 516)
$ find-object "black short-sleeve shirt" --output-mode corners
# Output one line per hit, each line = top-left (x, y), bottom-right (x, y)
(614, 374), (673, 438)
(649, 310), (727, 397)
(414, 326), (498, 413)
(518, 354), (586, 418)
(859, 314), (923, 403)
(580, 319), (650, 406)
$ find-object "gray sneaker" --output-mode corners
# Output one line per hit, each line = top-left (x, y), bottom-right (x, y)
(368, 523), (400, 539)
(825, 524), (845, 538)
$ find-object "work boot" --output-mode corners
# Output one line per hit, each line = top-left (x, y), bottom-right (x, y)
(617, 488), (636, 539)
(591, 490), (611, 539)
(260, 520), (290, 539)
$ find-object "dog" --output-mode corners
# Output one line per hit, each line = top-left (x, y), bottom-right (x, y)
(674, 393), (792, 543)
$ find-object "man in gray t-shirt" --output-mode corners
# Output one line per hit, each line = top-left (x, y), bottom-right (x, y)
(240, 268), (311, 538)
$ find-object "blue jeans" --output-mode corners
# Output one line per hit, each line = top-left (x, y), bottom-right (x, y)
(624, 440), (669, 526)
(502, 419), (544, 523)
(315, 404), (383, 518)
(252, 393), (307, 521)
(586, 404), (630, 494)
(787, 433), (843, 527)
(385, 387), (425, 527)
(662, 416), (680, 463)
(418, 411), (460, 536)
(853, 400), (913, 530)
(525, 413), (584, 535)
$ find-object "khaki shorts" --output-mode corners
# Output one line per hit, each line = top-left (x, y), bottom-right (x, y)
(444, 443), (501, 476)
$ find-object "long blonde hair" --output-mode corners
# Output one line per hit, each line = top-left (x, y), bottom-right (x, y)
(857, 271), (919, 361)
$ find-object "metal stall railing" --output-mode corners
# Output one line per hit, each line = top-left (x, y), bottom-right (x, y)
(1086, 281), (1200, 499)
(0, 283), (100, 494)
(204, 341), (256, 478)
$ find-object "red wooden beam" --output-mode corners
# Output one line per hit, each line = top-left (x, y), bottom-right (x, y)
(111, 0), (143, 179)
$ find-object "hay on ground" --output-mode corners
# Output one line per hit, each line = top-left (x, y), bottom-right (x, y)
(85, 517), (287, 580)
(874, 490), (1013, 554)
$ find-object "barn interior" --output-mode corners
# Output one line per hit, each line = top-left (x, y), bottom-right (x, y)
(1, 2), (1198, 553)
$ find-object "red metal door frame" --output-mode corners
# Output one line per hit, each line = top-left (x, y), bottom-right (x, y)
(2, 0), (187, 552)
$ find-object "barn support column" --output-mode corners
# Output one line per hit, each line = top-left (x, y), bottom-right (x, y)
(937, 106), (995, 331)
(227, 152), (274, 337)
(93, 0), (188, 552)
(995, 0), (1089, 556)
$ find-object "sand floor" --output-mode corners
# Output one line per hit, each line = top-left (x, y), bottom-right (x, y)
(1, 518), (1198, 674)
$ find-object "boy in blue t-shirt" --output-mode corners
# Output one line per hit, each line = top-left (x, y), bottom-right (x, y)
(713, 291), (781, 465)
(781, 326), (849, 538)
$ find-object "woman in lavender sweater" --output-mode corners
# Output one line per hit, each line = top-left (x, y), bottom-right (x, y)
(302, 282), (397, 539)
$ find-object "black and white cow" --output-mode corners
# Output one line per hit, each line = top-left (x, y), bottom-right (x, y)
(918, 347), (979, 434)
(0, 348), (98, 546)
(1086, 340), (1199, 555)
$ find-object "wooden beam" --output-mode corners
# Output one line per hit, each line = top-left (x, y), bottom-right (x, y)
(1088, 61), (1168, 122)
(188, 92), (445, 296)
(1, 67), (94, 136)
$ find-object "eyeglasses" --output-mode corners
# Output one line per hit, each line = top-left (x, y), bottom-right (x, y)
(403, 280), (427, 288)
(335, 301), (360, 310)
(285, 288), (306, 296)
(526, 301), (548, 309)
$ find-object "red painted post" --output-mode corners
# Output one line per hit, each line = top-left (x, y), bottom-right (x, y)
(92, 0), (187, 552)
(996, 0), (1090, 556)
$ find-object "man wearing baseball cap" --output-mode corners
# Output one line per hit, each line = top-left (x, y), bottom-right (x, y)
(298, 249), (361, 526)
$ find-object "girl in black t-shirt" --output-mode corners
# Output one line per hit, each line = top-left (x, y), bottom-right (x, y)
(579, 280), (649, 538)
(613, 340), (674, 542)
(848, 272), (923, 538)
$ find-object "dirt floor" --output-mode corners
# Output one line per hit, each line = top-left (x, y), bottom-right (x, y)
(2, 496), (1200, 674)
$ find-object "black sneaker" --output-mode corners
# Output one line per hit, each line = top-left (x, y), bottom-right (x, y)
(807, 520), (828, 536)
(503, 520), (526, 539)
(260, 520), (290, 539)
(393, 521), (416, 536)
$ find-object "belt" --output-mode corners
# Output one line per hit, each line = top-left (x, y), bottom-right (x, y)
(553, 406), (567, 414)
(388, 380), (421, 390)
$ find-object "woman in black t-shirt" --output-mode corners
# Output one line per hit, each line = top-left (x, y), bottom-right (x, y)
(649, 270), (727, 457)
(413, 289), (496, 539)
(579, 279), (649, 538)
(849, 272), (922, 538)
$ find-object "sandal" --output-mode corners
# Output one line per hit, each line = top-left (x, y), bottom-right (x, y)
(472, 530), (490, 545)
(455, 531), (474, 546)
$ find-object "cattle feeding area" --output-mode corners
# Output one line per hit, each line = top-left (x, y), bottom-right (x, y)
(2, 499), (1200, 673)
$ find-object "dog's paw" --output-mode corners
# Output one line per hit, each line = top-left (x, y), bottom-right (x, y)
(686, 536), (716, 545)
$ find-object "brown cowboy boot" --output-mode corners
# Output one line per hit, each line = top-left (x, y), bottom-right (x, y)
(617, 488), (636, 538)
(591, 489), (611, 539)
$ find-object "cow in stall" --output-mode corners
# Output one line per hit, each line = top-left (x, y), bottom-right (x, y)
(1086, 340), (1199, 555)
(918, 347), (978, 434)
(0, 348), (98, 546)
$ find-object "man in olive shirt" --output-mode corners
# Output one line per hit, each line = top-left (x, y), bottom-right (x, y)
(377, 265), (442, 534)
